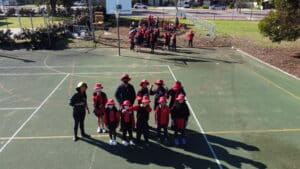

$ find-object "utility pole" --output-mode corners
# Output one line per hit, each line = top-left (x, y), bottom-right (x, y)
(88, 0), (95, 42)
(115, 1), (121, 56)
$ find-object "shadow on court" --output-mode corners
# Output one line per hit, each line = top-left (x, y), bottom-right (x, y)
(0, 54), (36, 63)
(79, 128), (267, 169)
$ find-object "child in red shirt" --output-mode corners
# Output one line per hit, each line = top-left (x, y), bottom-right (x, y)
(155, 96), (170, 142)
(104, 99), (120, 145)
(92, 83), (108, 133)
(120, 100), (135, 146)
(132, 96), (152, 143)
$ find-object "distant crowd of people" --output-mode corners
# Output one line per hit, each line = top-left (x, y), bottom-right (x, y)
(128, 15), (195, 54)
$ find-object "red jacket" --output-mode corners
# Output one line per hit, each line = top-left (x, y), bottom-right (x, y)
(92, 92), (108, 115)
(120, 107), (135, 128)
(104, 107), (120, 126)
(187, 32), (194, 41)
(155, 105), (170, 126)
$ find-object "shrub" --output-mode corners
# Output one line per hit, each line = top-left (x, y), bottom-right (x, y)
(5, 8), (16, 16)
(15, 24), (67, 49)
(203, 5), (209, 9)
(19, 8), (35, 17)
(0, 29), (15, 47)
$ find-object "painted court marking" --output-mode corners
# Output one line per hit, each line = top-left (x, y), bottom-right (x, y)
(0, 71), (170, 76)
(0, 65), (170, 69)
(0, 107), (38, 110)
(167, 65), (223, 169)
(251, 70), (300, 101)
(0, 74), (70, 153)
(1, 128), (300, 141)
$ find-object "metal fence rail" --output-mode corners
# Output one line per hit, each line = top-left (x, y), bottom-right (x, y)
(186, 14), (216, 39)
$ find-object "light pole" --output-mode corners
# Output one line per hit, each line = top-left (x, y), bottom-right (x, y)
(115, 3), (121, 56)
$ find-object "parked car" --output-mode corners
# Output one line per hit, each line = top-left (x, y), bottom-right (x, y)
(73, 1), (86, 6)
(209, 4), (226, 10)
(133, 3), (147, 9)
(183, 2), (190, 8)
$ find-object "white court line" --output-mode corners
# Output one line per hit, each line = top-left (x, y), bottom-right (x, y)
(0, 65), (169, 69)
(234, 48), (300, 81)
(167, 65), (223, 169)
(0, 107), (38, 110)
(0, 73), (70, 153)
(0, 71), (170, 76)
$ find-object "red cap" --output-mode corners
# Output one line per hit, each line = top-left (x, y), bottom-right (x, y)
(106, 99), (115, 105)
(140, 79), (150, 86)
(172, 81), (181, 90)
(158, 96), (167, 103)
(122, 100), (131, 106)
(121, 74), (131, 81)
(176, 94), (185, 101)
(94, 83), (103, 90)
(141, 96), (151, 103)
(154, 79), (164, 85)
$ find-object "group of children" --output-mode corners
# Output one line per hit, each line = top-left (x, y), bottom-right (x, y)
(91, 75), (190, 146)
(128, 15), (195, 54)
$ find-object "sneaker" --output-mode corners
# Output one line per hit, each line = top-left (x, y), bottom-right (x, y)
(182, 138), (187, 145)
(122, 140), (128, 146)
(112, 140), (117, 145)
(97, 127), (102, 133)
(109, 139), (113, 145)
(102, 128), (106, 133)
(129, 140), (135, 145)
(174, 138), (180, 145)
(73, 136), (78, 142)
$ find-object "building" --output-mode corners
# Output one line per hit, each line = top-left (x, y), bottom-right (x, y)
(0, 0), (17, 6)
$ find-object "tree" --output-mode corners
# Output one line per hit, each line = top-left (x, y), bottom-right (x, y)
(258, 0), (300, 42)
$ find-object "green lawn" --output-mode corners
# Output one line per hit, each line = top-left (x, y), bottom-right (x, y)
(0, 17), (70, 29)
(182, 18), (300, 48)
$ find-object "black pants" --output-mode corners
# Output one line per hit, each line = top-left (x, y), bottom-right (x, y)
(157, 124), (168, 140)
(136, 122), (149, 142)
(108, 123), (117, 140)
(73, 111), (86, 137)
(188, 40), (193, 47)
(174, 128), (185, 139)
(150, 42), (155, 53)
(130, 41), (135, 50)
(122, 124), (133, 141)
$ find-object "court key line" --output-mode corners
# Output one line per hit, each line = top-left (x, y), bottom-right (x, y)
(251, 70), (300, 101)
(0, 107), (38, 110)
(0, 73), (70, 153)
(167, 65), (223, 169)
(0, 71), (170, 76)
(1, 128), (300, 141)
(0, 65), (170, 69)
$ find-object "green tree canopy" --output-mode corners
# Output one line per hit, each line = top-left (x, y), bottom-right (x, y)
(258, 0), (300, 42)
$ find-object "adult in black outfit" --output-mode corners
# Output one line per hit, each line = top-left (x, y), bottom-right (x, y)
(115, 74), (136, 107)
(70, 82), (91, 142)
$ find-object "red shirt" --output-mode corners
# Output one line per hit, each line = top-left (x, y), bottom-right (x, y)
(155, 105), (170, 125)
(188, 32), (194, 41)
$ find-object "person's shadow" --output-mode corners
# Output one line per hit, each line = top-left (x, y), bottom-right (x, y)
(79, 128), (267, 169)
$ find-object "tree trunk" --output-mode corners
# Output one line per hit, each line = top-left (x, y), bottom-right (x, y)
(50, 0), (57, 16)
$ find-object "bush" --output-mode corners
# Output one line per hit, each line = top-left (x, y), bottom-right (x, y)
(5, 8), (16, 16)
(259, 6), (300, 42)
(0, 29), (15, 47)
(19, 8), (35, 17)
(15, 24), (68, 49)
(203, 5), (209, 9)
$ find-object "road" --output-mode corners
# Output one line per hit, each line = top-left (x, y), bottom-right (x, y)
(131, 7), (270, 20)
